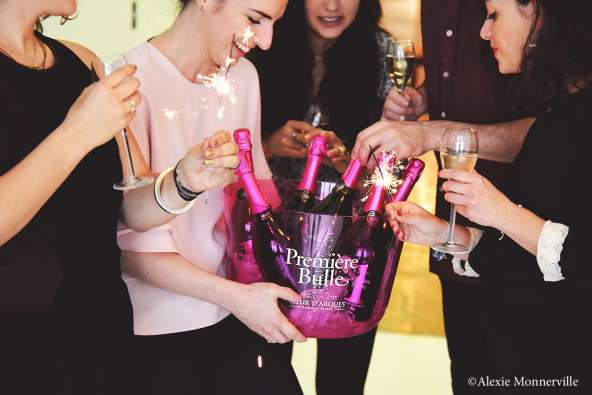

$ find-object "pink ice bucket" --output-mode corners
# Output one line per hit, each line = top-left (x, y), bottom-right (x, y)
(223, 181), (404, 339)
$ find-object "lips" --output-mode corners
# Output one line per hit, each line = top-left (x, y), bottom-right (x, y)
(317, 16), (343, 27)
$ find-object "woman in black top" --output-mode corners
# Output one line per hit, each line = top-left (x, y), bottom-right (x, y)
(385, 0), (591, 389)
(0, 1), (240, 394)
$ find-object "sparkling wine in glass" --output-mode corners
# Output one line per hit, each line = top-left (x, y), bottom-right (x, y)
(432, 128), (479, 254)
(92, 54), (153, 191)
(386, 40), (417, 94)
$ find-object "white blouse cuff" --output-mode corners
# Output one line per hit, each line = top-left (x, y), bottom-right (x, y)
(536, 221), (568, 282)
(451, 228), (484, 278)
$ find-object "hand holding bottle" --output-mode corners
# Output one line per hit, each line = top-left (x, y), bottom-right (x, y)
(177, 130), (240, 193)
(228, 282), (307, 344)
(60, 64), (141, 154)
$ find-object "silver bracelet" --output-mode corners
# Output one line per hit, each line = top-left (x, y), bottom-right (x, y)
(154, 167), (195, 215)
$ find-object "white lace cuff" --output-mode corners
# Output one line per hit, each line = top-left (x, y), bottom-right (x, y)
(452, 228), (484, 277)
(537, 221), (568, 282)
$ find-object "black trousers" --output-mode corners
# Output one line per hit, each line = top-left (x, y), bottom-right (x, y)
(316, 327), (378, 395)
(131, 314), (303, 395)
(0, 311), (135, 395)
(282, 326), (377, 395)
(440, 278), (497, 395)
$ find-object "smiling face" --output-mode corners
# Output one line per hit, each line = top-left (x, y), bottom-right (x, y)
(304, 0), (361, 41)
(480, 0), (539, 74)
(198, 0), (287, 68)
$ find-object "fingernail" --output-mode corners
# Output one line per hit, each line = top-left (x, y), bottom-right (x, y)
(397, 209), (402, 216)
(203, 159), (214, 166)
(205, 149), (214, 159)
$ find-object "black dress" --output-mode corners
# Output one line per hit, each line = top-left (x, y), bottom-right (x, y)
(471, 88), (591, 391)
(0, 34), (133, 394)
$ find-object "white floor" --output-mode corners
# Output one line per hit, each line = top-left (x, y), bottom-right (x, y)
(292, 331), (453, 395)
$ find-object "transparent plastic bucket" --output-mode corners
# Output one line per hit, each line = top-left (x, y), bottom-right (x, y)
(223, 181), (404, 339)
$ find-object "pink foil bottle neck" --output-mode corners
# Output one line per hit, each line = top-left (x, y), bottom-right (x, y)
(363, 185), (386, 214)
(341, 159), (363, 189)
(391, 158), (425, 202)
(297, 135), (327, 192)
(235, 142), (269, 214)
(233, 129), (254, 172)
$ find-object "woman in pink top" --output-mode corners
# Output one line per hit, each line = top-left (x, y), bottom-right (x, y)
(117, 1), (305, 393)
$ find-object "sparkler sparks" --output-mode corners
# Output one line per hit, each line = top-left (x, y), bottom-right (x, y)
(241, 25), (255, 46)
(362, 151), (406, 201)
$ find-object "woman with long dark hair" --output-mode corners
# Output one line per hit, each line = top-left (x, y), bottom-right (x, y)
(382, 0), (591, 387)
(249, 1), (396, 394)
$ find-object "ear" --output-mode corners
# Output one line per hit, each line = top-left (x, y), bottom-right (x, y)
(200, 0), (226, 13)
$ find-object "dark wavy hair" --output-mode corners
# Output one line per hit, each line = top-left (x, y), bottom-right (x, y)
(249, 0), (385, 148)
(510, 0), (592, 114)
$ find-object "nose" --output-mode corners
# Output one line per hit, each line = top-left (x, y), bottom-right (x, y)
(480, 19), (492, 41)
(325, 0), (340, 12)
(255, 23), (274, 51)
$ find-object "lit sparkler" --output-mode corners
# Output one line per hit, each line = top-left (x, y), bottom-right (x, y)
(362, 150), (406, 202)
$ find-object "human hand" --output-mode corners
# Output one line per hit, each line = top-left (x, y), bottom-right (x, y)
(352, 120), (427, 167)
(61, 64), (141, 153)
(386, 201), (449, 245)
(266, 120), (319, 159)
(440, 169), (516, 229)
(229, 282), (307, 344)
(177, 130), (239, 193)
(382, 86), (427, 121)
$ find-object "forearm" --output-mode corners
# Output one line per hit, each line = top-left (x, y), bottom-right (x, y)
(421, 118), (534, 163)
(0, 124), (87, 245)
(496, 204), (545, 256)
(121, 250), (242, 311)
(119, 168), (197, 232)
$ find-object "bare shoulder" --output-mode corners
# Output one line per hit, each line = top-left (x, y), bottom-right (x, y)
(58, 40), (98, 69)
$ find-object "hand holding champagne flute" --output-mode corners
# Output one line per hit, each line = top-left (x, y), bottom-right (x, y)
(385, 40), (418, 121)
(432, 128), (479, 254)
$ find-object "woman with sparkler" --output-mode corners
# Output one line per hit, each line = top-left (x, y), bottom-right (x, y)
(117, 1), (306, 394)
(381, 0), (591, 385)
(249, 1), (396, 394)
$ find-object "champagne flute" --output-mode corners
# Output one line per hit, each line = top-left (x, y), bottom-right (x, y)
(386, 40), (417, 94)
(432, 128), (479, 254)
(91, 54), (153, 191)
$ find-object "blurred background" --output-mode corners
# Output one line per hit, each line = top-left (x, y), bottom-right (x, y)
(43, 1), (451, 393)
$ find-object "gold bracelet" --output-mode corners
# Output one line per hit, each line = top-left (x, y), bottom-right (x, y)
(154, 167), (195, 215)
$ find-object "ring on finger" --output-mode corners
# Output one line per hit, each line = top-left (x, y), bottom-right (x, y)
(335, 145), (347, 156)
(129, 99), (137, 114)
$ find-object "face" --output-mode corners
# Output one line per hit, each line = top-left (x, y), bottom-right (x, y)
(305, 0), (361, 41)
(480, 0), (539, 74)
(199, 0), (288, 68)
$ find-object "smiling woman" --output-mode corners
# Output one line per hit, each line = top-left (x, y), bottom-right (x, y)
(115, 1), (310, 394)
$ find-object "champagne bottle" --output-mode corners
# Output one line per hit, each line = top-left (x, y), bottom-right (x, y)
(341, 154), (390, 322)
(389, 158), (425, 203)
(311, 159), (364, 216)
(233, 128), (254, 201)
(283, 135), (327, 212)
(235, 129), (299, 290)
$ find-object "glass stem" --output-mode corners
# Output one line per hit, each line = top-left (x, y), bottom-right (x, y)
(120, 128), (137, 180)
(447, 204), (457, 244)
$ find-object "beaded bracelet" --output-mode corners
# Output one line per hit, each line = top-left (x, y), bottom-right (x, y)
(174, 161), (203, 202)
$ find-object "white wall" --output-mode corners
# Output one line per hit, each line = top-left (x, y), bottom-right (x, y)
(43, 0), (178, 56)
